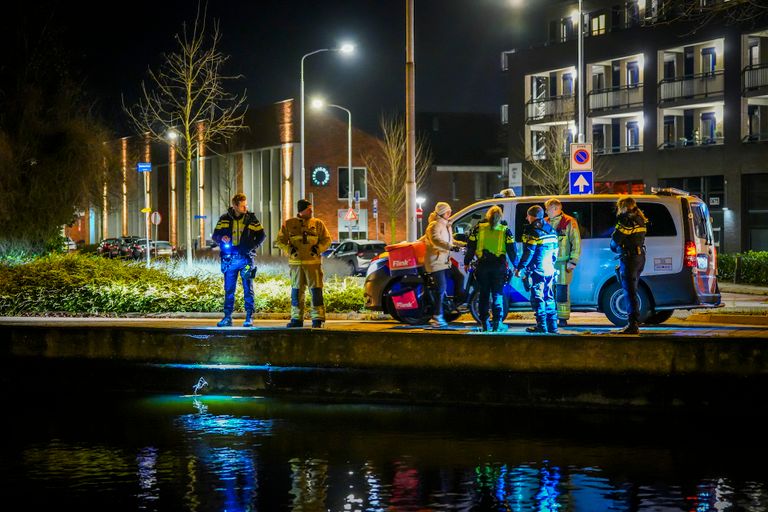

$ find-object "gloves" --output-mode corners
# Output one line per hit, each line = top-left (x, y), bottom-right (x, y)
(310, 245), (319, 257)
(289, 245), (298, 257)
(248, 265), (258, 279)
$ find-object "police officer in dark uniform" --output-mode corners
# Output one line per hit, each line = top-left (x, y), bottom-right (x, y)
(464, 205), (516, 332)
(514, 205), (559, 334)
(212, 193), (266, 327)
(610, 196), (648, 334)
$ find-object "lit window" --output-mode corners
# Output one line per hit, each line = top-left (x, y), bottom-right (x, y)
(590, 14), (606, 35)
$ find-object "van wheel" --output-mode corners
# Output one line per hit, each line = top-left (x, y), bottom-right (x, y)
(645, 310), (674, 325)
(468, 289), (509, 325)
(600, 281), (651, 327)
(383, 277), (431, 325)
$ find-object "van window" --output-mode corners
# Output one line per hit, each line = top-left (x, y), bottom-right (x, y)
(515, 202), (544, 239)
(692, 202), (714, 242)
(592, 201), (676, 238)
(452, 209), (484, 237)
(560, 202), (592, 239)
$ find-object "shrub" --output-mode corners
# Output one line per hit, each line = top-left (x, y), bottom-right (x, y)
(0, 253), (366, 315)
(717, 251), (768, 286)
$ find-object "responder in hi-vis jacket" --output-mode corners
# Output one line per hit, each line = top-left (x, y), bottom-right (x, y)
(276, 198), (332, 328)
(515, 205), (560, 334)
(610, 196), (648, 335)
(212, 193), (266, 327)
(545, 198), (581, 327)
(464, 205), (516, 333)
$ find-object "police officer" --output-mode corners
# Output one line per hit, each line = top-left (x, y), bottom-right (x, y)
(276, 198), (332, 328)
(212, 193), (266, 327)
(464, 205), (516, 332)
(514, 205), (559, 334)
(545, 198), (581, 327)
(610, 196), (648, 335)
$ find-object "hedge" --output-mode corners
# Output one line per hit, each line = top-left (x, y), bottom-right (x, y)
(717, 251), (768, 286)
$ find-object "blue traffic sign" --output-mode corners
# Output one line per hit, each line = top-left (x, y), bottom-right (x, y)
(569, 170), (593, 195)
(194, 215), (207, 219)
(137, 162), (152, 173)
(574, 149), (590, 165)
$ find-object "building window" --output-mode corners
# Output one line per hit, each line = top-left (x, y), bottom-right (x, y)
(590, 13), (606, 35)
(562, 73), (574, 95)
(560, 17), (574, 42)
(592, 71), (605, 90)
(531, 131), (546, 160)
(700, 112), (716, 144)
(626, 121), (640, 150)
(748, 105), (760, 141)
(501, 104), (509, 125)
(663, 116), (676, 148)
(338, 167), (367, 200)
(701, 47), (716, 75)
(626, 61), (640, 86)
(593, 125), (606, 153)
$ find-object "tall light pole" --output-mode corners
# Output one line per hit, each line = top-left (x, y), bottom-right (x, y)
(577, 0), (585, 143)
(311, 98), (354, 241)
(300, 44), (355, 200)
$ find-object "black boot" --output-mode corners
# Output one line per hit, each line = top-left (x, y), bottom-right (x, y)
(243, 312), (253, 327)
(546, 315), (559, 334)
(286, 319), (304, 328)
(613, 323), (639, 335)
(217, 316), (232, 327)
(526, 315), (547, 333)
(311, 319), (324, 328)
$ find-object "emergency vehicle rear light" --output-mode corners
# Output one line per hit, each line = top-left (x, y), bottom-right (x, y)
(684, 241), (697, 268)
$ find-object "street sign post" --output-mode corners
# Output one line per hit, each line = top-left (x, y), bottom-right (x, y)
(569, 170), (594, 195)
(570, 143), (593, 171)
(137, 162), (152, 173)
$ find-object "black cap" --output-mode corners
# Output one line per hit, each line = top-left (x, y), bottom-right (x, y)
(297, 199), (312, 213)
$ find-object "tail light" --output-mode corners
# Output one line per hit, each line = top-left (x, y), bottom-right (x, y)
(684, 241), (697, 268)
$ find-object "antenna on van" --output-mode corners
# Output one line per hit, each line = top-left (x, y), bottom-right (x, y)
(651, 187), (689, 197)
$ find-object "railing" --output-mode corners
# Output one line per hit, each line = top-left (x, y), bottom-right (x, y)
(593, 144), (644, 155)
(588, 84), (644, 112)
(742, 132), (768, 143)
(658, 70), (724, 104)
(743, 63), (768, 93)
(525, 95), (575, 123)
(658, 136), (724, 149)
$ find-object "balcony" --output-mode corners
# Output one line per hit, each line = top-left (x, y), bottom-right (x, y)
(743, 63), (768, 96)
(588, 84), (644, 114)
(658, 70), (724, 106)
(594, 144), (644, 155)
(525, 95), (575, 124)
(743, 132), (768, 143)
(658, 136), (724, 149)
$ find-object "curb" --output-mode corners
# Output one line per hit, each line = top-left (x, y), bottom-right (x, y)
(686, 313), (768, 326)
(719, 282), (768, 296)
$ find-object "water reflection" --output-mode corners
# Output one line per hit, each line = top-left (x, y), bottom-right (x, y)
(6, 396), (768, 510)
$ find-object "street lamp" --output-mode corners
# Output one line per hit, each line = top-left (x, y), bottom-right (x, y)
(577, 0), (585, 143)
(311, 97), (354, 242)
(300, 43), (355, 200)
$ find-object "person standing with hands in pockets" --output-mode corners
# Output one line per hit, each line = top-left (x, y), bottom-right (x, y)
(276, 199), (332, 328)
(545, 198), (581, 327)
(610, 196), (647, 335)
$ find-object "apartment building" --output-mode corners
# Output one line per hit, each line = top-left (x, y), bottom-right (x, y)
(502, 0), (768, 252)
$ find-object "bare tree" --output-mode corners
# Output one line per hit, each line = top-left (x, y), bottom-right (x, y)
(522, 129), (610, 196)
(654, 0), (767, 31)
(123, 3), (247, 263)
(362, 115), (432, 244)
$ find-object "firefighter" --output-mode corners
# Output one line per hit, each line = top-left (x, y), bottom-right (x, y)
(610, 196), (648, 335)
(545, 198), (581, 327)
(212, 193), (266, 327)
(276, 198), (332, 328)
(514, 205), (559, 334)
(464, 205), (516, 332)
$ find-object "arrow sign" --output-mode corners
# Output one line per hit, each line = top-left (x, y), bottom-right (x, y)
(569, 171), (594, 195)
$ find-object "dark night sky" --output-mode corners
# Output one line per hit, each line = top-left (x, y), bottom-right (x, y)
(9, 0), (539, 135)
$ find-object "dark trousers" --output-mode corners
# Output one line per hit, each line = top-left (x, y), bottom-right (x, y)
(427, 269), (449, 316)
(620, 253), (645, 326)
(530, 272), (556, 327)
(222, 254), (254, 316)
(476, 258), (506, 325)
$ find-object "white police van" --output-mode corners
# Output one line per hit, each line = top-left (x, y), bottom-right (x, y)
(364, 189), (721, 325)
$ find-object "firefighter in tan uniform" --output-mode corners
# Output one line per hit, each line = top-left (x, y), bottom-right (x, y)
(276, 199), (332, 328)
(545, 198), (581, 327)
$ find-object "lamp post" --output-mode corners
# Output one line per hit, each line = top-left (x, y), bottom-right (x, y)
(166, 129), (179, 250)
(300, 44), (354, 200)
(311, 98), (353, 242)
(577, 0), (585, 143)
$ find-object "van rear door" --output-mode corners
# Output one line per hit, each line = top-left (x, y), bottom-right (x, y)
(687, 199), (720, 304)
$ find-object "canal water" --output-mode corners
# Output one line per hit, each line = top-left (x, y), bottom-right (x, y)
(1, 393), (766, 511)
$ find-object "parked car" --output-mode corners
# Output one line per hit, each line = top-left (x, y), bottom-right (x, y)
(151, 241), (176, 258)
(326, 239), (386, 276)
(365, 189), (721, 326)
(118, 236), (143, 258)
(62, 236), (77, 253)
(130, 238), (154, 259)
(322, 241), (341, 258)
(97, 238), (121, 258)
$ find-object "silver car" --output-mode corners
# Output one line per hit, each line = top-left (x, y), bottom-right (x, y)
(326, 239), (386, 276)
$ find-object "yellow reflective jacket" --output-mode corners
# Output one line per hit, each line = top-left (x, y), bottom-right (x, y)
(276, 216), (332, 265)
